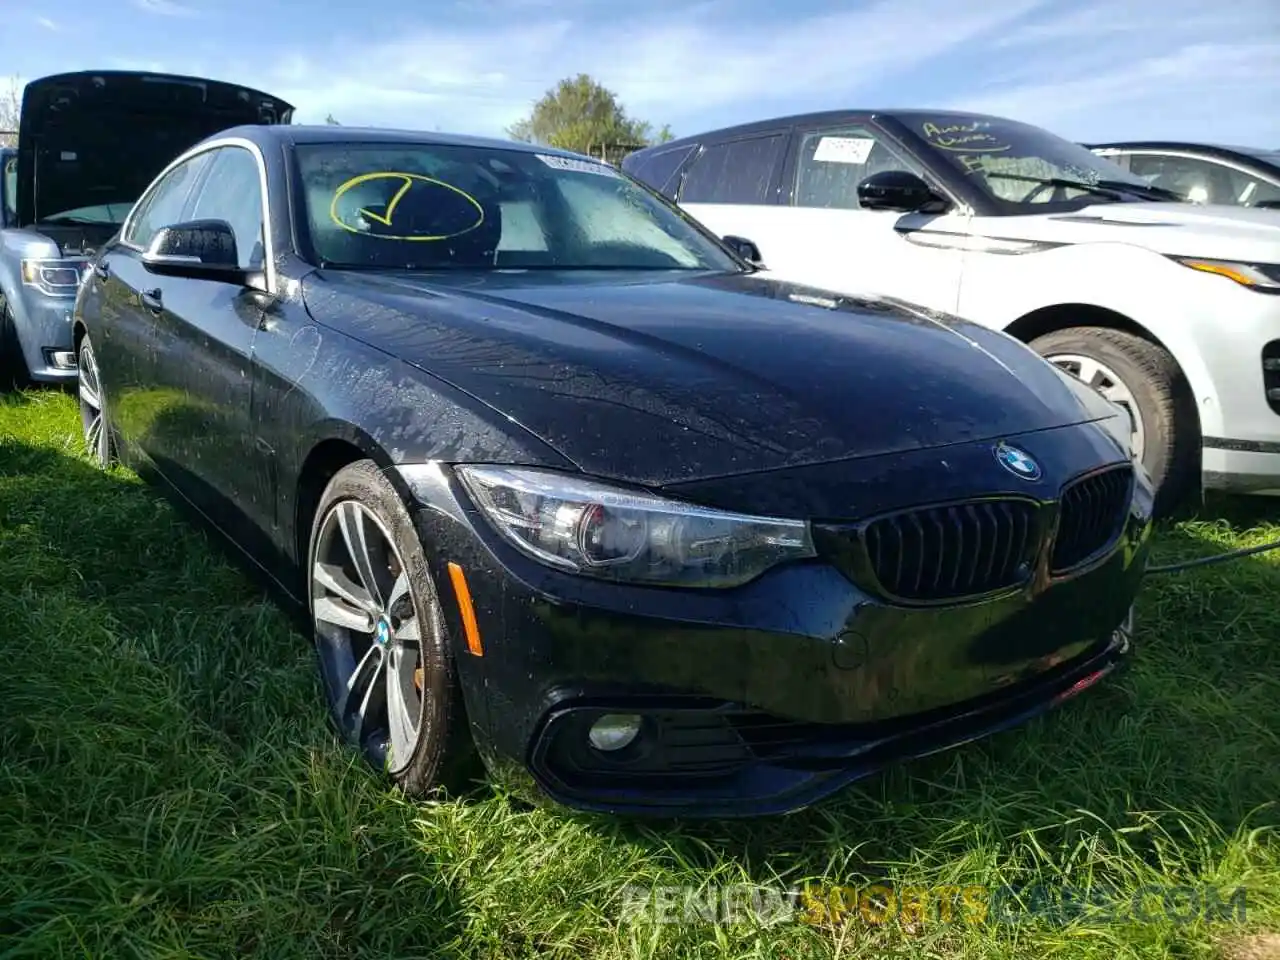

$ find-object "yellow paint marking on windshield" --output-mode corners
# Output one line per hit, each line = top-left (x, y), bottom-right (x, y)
(329, 171), (485, 241)
(358, 177), (413, 226)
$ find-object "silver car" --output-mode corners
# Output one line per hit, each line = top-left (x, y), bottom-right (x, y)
(0, 70), (292, 385)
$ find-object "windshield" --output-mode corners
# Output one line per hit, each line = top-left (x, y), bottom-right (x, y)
(294, 142), (742, 273)
(907, 114), (1160, 212)
(37, 203), (132, 226)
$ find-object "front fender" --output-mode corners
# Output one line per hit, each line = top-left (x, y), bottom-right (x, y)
(961, 241), (1227, 437)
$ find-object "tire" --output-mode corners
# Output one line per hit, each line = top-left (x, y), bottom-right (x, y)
(307, 459), (479, 797)
(0, 301), (30, 390)
(77, 334), (114, 468)
(1030, 326), (1199, 518)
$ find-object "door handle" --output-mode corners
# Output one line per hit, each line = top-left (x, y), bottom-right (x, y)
(139, 288), (163, 314)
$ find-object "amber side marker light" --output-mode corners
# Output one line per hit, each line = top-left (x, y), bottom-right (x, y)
(447, 561), (484, 657)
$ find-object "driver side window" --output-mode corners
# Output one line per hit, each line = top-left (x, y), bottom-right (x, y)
(793, 126), (925, 210)
(187, 146), (266, 269)
(124, 153), (211, 249)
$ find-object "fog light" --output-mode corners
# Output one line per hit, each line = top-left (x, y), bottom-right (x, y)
(587, 713), (642, 752)
(50, 350), (77, 369)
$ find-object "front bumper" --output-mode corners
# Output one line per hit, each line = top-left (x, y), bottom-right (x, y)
(1202, 437), (1280, 496)
(399, 429), (1152, 818)
(523, 626), (1131, 817)
(6, 287), (79, 382)
(1186, 295), (1280, 493)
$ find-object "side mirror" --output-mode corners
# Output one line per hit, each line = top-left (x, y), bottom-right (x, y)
(723, 235), (765, 267)
(142, 219), (257, 285)
(857, 170), (946, 213)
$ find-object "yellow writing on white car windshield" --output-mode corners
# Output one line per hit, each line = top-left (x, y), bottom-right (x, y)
(328, 171), (485, 241)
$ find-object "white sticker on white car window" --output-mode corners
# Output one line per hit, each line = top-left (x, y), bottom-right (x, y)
(536, 154), (619, 177)
(812, 136), (874, 165)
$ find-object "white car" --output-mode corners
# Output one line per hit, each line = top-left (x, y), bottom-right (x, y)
(622, 110), (1280, 517)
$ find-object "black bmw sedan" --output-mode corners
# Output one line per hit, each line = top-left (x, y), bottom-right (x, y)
(73, 125), (1151, 817)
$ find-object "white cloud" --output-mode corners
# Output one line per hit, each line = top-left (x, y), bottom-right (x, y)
(30, 0), (1274, 145)
(250, 0), (1050, 134)
(946, 0), (1280, 143)
(131, 0), (197, 17)
(36, 16), (58, 30)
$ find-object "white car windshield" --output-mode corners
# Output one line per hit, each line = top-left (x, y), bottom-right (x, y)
(908, 114), (1175, 210)
(294, 141), (742, 273)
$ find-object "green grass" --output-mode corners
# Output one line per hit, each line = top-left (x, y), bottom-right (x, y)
(2, 388), (1278, 960)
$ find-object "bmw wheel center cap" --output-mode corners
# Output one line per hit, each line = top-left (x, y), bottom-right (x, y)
(994, 442), (1042, 481)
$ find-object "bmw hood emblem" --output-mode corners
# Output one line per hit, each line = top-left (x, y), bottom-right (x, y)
(994, 442), (1042, 481)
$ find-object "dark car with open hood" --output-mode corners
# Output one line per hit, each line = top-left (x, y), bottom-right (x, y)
(0, 71), (291, 385)
(73, 125), (1152, 817)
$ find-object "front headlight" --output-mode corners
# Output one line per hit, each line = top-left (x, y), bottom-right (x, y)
(456, 465), (815, 588)
(1172, 256), (1280, 293)
(21, 258), (87, 298)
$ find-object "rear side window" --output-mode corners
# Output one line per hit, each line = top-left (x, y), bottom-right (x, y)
(678, 135), (786, 205)
(627, 144), (697, 198)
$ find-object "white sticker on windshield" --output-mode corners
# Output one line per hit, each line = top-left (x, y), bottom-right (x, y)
(536, 153), (619, 177)
(812, 136), (874, 165)
(60, 151), (78, 161)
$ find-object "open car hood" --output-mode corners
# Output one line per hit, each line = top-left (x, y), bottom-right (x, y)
(16, 71), (293, 228)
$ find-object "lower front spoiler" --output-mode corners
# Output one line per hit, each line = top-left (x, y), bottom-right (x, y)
(520, 621), (1134, 819)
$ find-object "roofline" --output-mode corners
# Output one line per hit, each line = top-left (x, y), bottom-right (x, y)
(626, 108), (1017, 156)
(1087, 140), (1280, 175)
(242, 124), (608, 162)
(1087, 140), (1273, 157)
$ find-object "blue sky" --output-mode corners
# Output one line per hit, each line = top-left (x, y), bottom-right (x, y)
(4, 0), (1279, 145)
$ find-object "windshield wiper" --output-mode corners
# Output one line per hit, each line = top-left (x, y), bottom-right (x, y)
(980, 172), (1183, 203)
(979, 172), (1127, 201)
(38, 215), (115, 226)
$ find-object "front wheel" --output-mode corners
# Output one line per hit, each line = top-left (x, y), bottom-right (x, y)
(0, 303), (30, 390)
(1030, 326), (1199, 518)
(78, 334), (113, 468)
(307, 459), (479, 797)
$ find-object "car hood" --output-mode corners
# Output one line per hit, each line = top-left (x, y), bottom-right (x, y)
(16, 71), (293, 228)
(980, 200), (1280, 262)
(301, 269), (1124, 486)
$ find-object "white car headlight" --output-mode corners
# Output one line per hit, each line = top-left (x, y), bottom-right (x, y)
(456, 465), (815, 588)
(1173, 257), (1280, 292)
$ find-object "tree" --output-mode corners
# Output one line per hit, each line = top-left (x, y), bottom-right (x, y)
(508, 74), (672, 161)
(0, 76), (21, 148)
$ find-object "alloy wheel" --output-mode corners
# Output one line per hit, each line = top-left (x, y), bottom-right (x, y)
(1045, 352), (1147, 462)
(78, 338), (110, 467)
(311, 499), (435, 773)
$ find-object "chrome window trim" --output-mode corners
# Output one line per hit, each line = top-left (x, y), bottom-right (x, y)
(118, 136), (277, 294)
